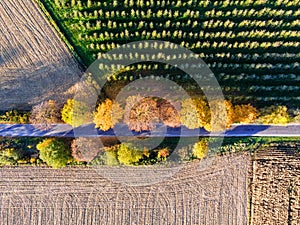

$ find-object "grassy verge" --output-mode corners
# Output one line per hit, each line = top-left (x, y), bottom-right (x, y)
(1, 136), (299, 168)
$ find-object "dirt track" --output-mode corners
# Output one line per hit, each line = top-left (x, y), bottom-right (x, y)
(0, 153), (249, 225)
(0, 0), (81, 110)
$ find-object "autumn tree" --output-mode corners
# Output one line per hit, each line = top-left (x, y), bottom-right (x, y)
(124, 96), (159, 132)
(117, 143), (144, 165)
(30, 100), (62, 129)
(36, 138), (72, 168)
(94, 99), (123, 131)
(61, 99), (74, 125)
(71, 137), (102, 162)
(157, 147), (170, 160)
(234, 104), (258, 123)
(258, 105), (290, 124)
(61, 99), (93, 127)
(180, 98), (210, 129)
(192, 139), (209, 159)
(204, 100), (234, 132)
(157, 99), (180, 127)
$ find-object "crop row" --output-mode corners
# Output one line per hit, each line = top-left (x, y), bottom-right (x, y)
(93, 62), (298, 73)
(85, 40), (299, 53)
(58, 0), (300, 10)
(77, 25), (300, 42)
(68, 12), (300, 32)
(42, 0), (300, 108)
(66, 7), (300, 21)
(94, 51), (299, 62)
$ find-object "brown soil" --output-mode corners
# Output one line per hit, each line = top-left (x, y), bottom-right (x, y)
(0, 0), (81, 111)
(0, 153), (250, 224)
(250, 143), (300, 225)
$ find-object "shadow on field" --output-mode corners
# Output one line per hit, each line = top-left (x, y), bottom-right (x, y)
(0, 59), (81, 110)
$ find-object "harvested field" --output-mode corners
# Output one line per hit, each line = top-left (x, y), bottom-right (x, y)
(251, 143), (300, 225)
(0, 153), (249, 225)
(0, 0), (81, 110)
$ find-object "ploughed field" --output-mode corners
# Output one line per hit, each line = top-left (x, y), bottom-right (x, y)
(0, 0), (81, 110)
(251, 143), (300, 225)
(0, 153), (249, 225)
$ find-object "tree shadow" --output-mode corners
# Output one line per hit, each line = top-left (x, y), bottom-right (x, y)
(0, 43), (81, 111)
(225, 124), (271, 137)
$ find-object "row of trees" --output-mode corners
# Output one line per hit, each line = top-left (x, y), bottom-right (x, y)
(34, 137), (209, 168)
(55, 0), (300, 9)
(28, 96), (295, 133)
(0, 99), (293, 169)
(59, 97), (258, 132)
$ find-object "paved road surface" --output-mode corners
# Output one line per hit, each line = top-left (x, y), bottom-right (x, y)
(0, 123), (299, 137)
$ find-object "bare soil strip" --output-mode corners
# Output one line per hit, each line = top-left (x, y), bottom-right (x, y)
(0, 0), (81, 110)
(0, 153), (249, 225)
(251, 143), (300, 225)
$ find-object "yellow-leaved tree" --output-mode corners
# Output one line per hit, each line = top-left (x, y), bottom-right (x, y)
(204, 100), (234, 132)
(258, 105), (290, 124)
(117, 143), (144, 165)
(61, 99), (93, 127)
(192, 139), (208, 159)
(94, 99), (123, 131)
(180, 98), (210, 129)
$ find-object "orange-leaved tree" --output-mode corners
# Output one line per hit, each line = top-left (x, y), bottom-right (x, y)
(124, 96), (159, 132)
(157, 99), (180, 127)
(234, 104), (258, 124)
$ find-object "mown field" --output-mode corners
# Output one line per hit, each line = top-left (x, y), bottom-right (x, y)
(0, 0), (81, 111)
(0, 153), (249, 225)
(40, 0), (300, 107)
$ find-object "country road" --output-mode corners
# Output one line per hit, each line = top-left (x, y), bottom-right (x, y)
(0, 123), (300, 137)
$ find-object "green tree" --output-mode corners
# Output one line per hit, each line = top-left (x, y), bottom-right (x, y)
(0, 147), (20, 166)
(117, 143), (144, 165)
(0, 110), (29, 124)
(36, 138), (72, 168)
(0, 137), (38, 165)
(105, 149), (119, 166)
